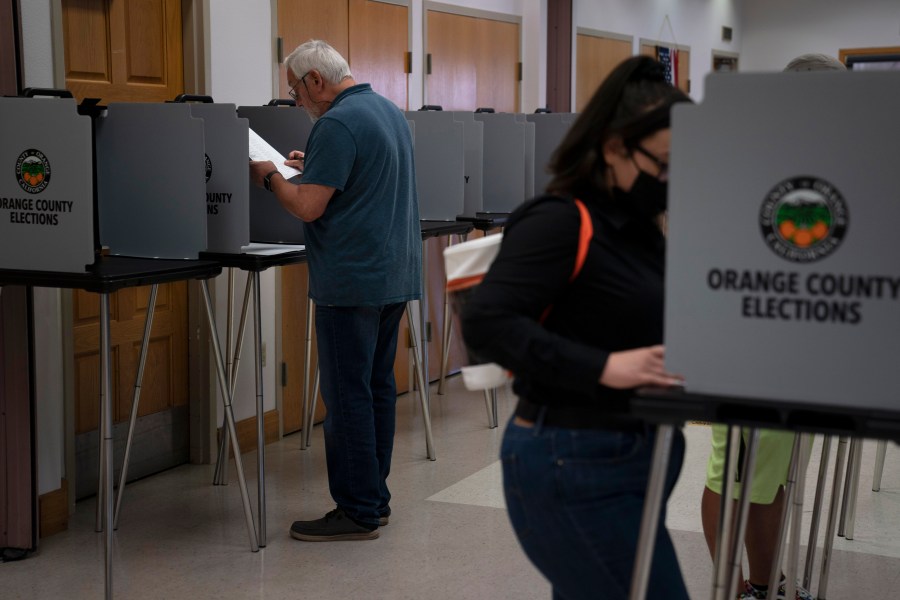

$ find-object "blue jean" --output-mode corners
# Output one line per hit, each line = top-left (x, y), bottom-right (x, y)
(315, 302), (406, 527)
(501, 415), (688, 600)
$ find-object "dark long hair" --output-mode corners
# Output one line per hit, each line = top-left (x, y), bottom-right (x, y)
(547, 56), (690, 199)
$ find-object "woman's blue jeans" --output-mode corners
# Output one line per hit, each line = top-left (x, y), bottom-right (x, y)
(314, 302), (406, 527)
(501, 416), (688, 600)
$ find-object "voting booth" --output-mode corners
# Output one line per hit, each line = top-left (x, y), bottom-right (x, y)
(237, 103), (311, 243)
(96, 103), (207, 259)
(525, 112), (576, 196)
(405, 111), (465, 220)
(0, 96), (95, 272)
(451, 112), (485, 218)
(474, 112), (535, 213)
(664, 70), (900, 428)
(181, 99), (251, 254)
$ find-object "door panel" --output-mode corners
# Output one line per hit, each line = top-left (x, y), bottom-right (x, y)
(576, 34), (631, 112)
(278, 0), (413, 434)
(277, 0), (349, 100)
(348, 0), (408, 109)
(63, 0), (188, 498)
(62, 0), (183, 103)
(426, 9), (520, 112)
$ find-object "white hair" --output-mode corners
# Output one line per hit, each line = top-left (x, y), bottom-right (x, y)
(784, 53), (846, 72)
(284, 40), (352, 84)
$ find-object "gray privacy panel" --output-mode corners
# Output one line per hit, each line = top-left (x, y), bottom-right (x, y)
(96, 103), (207, 259)
(237, 106), (311, 244)
(525, 113), (576, 196)
(451, 113), (484, 217)
(516, 114), (536, 201)
(0, 97), (95, 272)
(405, 111), (464, 220)
(665, 71), (900, 413)
(474, 113), (534, 213)
(189, 103), (250, 253)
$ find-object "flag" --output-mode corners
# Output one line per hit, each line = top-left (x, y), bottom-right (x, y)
(656, 45), (675, 86)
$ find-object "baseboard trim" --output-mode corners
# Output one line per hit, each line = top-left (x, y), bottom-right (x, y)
(39, 479), (69, 538)
(218, 409), (280, 456)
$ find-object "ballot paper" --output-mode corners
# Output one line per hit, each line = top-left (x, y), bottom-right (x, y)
(249, 128), (303, 180)
(241, 242), (305, 256)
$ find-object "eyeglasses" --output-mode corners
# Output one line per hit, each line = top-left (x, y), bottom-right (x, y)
(288, 72), (310, 102)
(633, 145), (669, 178)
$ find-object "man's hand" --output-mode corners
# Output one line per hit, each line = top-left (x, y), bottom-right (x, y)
(285, 150), (305, 172)
(249, 160), (277, 188)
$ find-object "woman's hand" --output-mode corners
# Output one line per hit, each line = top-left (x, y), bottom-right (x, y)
(599, 345), (684, 389)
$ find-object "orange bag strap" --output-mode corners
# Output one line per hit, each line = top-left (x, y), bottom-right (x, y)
(570, 198), (593, 282)
(540, 198), (593, 323)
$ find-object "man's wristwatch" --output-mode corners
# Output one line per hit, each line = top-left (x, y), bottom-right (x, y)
(263, 169), (280, 192)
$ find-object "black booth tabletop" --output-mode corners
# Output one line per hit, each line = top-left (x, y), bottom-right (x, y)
(0, 256), (222, 294)
(457, 212), (509, 231)
(199, 248), (307, 272)
(633, 386), (900, 442)
(420, 220), (474, 240)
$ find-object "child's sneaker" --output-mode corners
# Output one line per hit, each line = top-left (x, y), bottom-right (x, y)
(738, 580), (768, 599)
(737, 579), (813, 600)
(775, 578), (813, 600)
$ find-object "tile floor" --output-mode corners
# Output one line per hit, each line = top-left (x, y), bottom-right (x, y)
(4, 376), (899, 599)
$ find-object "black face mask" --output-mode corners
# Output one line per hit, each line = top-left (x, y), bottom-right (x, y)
(626, 170), (668, 220)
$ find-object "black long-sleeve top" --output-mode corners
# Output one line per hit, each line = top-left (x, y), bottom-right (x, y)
(461, 192), (665, 418)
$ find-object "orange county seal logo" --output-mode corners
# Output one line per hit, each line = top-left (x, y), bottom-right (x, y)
(759, 176), (848, 263)
(16, 149), (52, 194)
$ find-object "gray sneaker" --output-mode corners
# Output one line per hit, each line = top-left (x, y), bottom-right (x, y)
(290, 508), (379, 541)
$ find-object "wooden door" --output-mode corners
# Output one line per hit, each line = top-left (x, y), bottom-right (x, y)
(61, 0), (189, 499)
(278, 0), (411, 434)
(1, 0), (21, 96)
(62, 0), (183, 103)
(426, 9), (520, 112)
(840, 46), (900, 70)
(1, 286), (35, 550)
(576, 32), (632, 112)
(347, 0), (408, 109)
(277, 0), (408, 108)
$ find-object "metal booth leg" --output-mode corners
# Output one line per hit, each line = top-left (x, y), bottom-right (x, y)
(873, 440), (887, 492)
(767, 434), (803, 595)
(213, 269), (235, 485)
(711, 426), (741, 600)
(100, 293), (115, 598)
(726, 429), (761, 599)
(838, 437), (862, 540)
(250, 272), (268, 546)
(818, 436), (849, 599)
(214, 272), (253, 484)
(113, 284), (159, 528)
(200, 280), (259, 552)
(803, 435), (832, 590)
(406, 302), (436, 460)
(482, 390), (495, 428)
(301, 288), (314, 450)
(782, 434), (813, 600)
(303, 361), (319, 449)
(437, 234), (457, 396)
(628, 423), (676, 600)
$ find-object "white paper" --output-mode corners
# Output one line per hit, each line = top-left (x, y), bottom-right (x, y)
(241, 242), (305, 256)
(249, 128), (302, 180)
